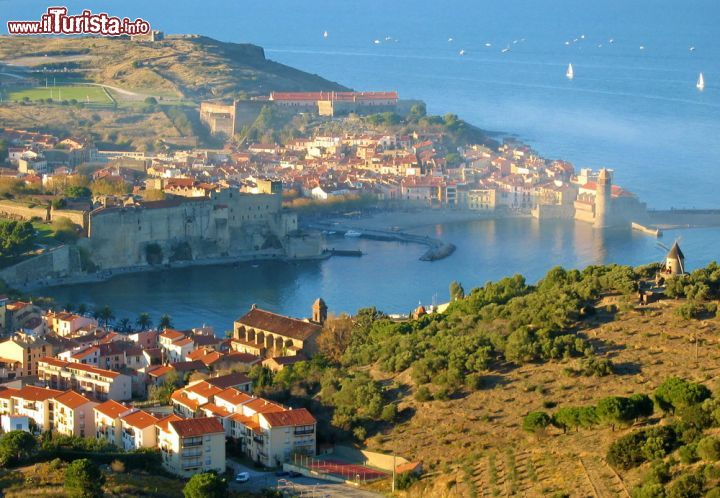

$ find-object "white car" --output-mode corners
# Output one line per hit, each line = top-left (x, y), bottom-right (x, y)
(235, 472), (250, 483)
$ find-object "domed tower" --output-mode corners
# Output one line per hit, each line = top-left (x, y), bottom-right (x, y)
(594, 168), (612, 229)
(312, 298), (327, 325)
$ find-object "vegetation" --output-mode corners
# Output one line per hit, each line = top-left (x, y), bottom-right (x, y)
(182, 472), (228, 498)
(0, 431), (37, 466)
(64, 458), (105, 498)
(0, 220), (35, 259)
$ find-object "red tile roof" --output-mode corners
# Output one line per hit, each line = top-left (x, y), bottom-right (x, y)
(205, 372), (251, 389)
(53, 390), (93, 409)
(235, 308), (320, 341)
(261, 408), (316, 427)
(121, 410), (159, 429)
(155, 413), (183, 432)
(13, 385), (63, 401)
(169, 417), (224, 437)
(95, 400), (131, 419)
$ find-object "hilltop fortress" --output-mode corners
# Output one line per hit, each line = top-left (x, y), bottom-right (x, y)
(81, 190), (321, 270)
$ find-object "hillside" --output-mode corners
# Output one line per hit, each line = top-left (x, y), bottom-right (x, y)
(246, 263), (720, 497)
(0, 34), (349, 100)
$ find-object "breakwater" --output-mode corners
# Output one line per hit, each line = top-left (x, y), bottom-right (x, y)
(647, 209), (720, 229)
(309, 222), (455, 262)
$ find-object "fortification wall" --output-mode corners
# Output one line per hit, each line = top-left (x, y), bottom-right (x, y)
(85, 193), (304, 270)
(0, 245), (82, 288)
(50, 209), (88, 232)
(532, 204), (575, 220)
(0, 200), (50, 222)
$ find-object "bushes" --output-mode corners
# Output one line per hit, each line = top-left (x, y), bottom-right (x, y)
(523, 411), (551, 434)
(65, 458), (105, 498)
(654, 377), (711, 414)
(696, 436), (720, 462)
(607, 426), (677, 470)
(182, 472), (228, 498)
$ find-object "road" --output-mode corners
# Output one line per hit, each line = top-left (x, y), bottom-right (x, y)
(227, 460), (382, 498)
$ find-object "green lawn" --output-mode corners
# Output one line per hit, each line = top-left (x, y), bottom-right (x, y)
(5, 85), (112, 104)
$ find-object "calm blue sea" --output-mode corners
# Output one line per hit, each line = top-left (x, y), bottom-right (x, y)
(4, 1), (720, 328)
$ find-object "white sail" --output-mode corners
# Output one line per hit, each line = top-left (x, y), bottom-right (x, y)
(697, 72), (705, 91)
(566, 63), (574, 80)
(323, 30), (328, 38)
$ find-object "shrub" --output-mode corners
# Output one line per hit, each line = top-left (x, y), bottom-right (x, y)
(678, 444), (698, 464)
(396, 470), (419, 490)
(183, 472), (228, 498)
(64, 458), (105, 498)
(654, 377), (711, 414)
(523, 411), (551, 434)
(697, 436), (720, 462)
(415, 386), (432, 402)
(607, 426), (677, 470)
(666, 473), (705, 498)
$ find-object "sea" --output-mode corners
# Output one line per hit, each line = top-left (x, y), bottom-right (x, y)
(3, 0), (720, 330)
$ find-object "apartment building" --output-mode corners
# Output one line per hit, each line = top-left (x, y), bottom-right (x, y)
(94, 399), (133, 447)
(156, 417), (226, 477)
(11, 385), (63, 431)
(38, 357), (132, 401)
(120, 409), (159, 451)
(52, 390), (97, 438)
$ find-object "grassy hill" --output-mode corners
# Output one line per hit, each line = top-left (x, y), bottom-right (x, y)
(0, 35), (349, 100)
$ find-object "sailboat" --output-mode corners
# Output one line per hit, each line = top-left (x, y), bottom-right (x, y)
(323, 30), (328, 38)
(697, 72), (705, 91)
(566, 63), (574, 80)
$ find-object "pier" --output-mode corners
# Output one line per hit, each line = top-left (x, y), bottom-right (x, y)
(309, 222), (456, 262)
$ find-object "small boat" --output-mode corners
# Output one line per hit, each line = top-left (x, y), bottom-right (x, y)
(566, 63), (574, 80)
(565, 41), (571, 46)
(689, 46), (696, 52)
(344, 230), (362, 238)
(697, 72), (705, 91)
(609, 38), (615, 44)
(448, 37), (453, 42)
(373, 39), (381, 45)
(501, 47), (510, 53)
(323, 30), (328, 38)
(251, 263), (260, 268)
(485, 42), (492, 47)
(459, 49), (465, 56)
(639, 45), (645, 50)
(580, 34), (585, 39)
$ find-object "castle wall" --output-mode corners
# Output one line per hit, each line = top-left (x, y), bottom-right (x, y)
(0, 200), (50, 222)
(0, 245), (82, 288)
(85, 192), (304, 270)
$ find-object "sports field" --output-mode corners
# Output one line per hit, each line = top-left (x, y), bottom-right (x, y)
(4, 85), (112, 103)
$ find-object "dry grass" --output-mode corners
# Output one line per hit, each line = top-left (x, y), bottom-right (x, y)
(367, 298), (720, 497)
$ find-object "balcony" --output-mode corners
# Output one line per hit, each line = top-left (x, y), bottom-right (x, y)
(294, 428), (314, 436)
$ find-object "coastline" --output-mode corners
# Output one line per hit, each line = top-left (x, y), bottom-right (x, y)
(26, 251), (331, 293)
(29, 208), (518, 294)
(307, 207), (526, 233)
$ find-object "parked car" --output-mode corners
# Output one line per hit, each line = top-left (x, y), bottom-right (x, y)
(235, 472), (250, 483)
(275, 470), (289, 477)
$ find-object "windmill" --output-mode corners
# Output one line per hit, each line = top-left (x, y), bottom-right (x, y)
(656, 238), (685, 275)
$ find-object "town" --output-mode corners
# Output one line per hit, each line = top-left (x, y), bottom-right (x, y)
(0, 93), (650, 290)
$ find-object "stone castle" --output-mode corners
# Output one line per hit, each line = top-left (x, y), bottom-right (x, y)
(80, 190), (322, 270)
